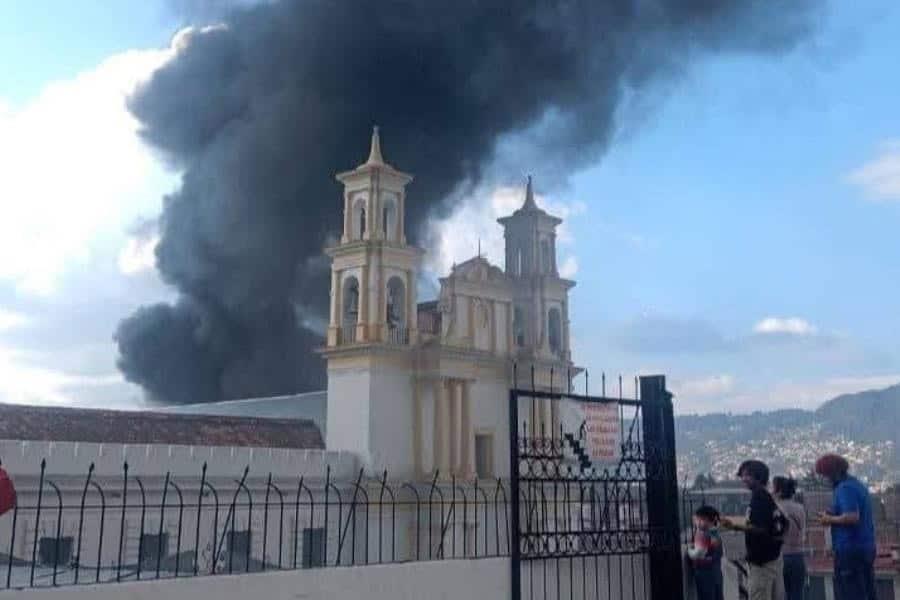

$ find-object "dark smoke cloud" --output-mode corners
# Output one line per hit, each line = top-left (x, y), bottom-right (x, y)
(115, 0), (823, 404)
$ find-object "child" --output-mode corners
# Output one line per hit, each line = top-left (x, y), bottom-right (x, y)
(688, 505), (724, 600)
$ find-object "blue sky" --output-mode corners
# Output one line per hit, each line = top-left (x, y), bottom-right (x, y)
(0, 3), (177, 106)
(1, 1), (899, 412)
(564, 1), (900, 411)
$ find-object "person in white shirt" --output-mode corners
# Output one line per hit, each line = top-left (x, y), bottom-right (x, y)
(773, 477), (806, 600)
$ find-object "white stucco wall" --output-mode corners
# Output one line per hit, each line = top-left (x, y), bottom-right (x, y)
(369, 365), (415, 478)
(2, 558), (511, 600)
(520, 555), (648, 600)
(326, 367), (371, 464)
(456, 295), (469, 340)
(0, 439), (360, 587)
(420, 379), (436, 473)
(469, 376), (511, 479)
(495, 301), (510, 355)
(0, 440), (356, 480)
(414, 371), (509, 479)
(473, 301), (492, 350)
(327, 361), (416, 479)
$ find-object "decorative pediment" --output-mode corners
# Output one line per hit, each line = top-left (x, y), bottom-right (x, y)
(450, 256), (508, 284)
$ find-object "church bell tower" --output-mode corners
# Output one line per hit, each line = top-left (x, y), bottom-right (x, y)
(325, 126), (422, 347)
(497, 176), (574, 365)
(320, 127), (424, 476)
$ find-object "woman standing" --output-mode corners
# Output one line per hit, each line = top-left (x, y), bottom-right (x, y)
(773, 476), (806, 600)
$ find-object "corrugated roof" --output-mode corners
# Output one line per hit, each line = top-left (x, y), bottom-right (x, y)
(0, 403), (323, 449)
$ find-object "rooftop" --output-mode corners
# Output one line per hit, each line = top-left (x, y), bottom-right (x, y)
(155, 390), (327, 433)
(0, 402), (324, 449)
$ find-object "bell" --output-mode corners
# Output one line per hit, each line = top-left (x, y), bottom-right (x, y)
(387, 303), (399, 325)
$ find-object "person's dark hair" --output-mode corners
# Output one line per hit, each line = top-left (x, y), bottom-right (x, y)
(815, 454), (849, 481)
(694, 505), (720, 524)
(736, 460), (770, 485)
(773, 476), (797, 499)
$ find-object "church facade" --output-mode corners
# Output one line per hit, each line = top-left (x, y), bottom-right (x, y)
(320, 128), (582, 481)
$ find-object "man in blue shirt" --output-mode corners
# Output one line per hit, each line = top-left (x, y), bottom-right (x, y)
(815, 453), (877, 600)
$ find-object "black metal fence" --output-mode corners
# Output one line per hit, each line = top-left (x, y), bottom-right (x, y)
(509, 370), (683, 600)
(1, 460), (511, 590)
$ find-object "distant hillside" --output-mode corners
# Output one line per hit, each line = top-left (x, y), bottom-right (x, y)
(816, 384), (900, 447)
(675, 384), (900, 488)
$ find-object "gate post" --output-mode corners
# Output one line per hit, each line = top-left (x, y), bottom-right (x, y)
(640, 375), (684, 600)
(508, 389), (521, 600)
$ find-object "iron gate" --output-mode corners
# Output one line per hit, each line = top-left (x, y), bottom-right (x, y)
(509, 374), (683, 600)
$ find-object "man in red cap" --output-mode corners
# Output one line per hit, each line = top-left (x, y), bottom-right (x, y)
(815, 453), (877, 600)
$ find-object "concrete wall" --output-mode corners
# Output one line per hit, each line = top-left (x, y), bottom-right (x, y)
(470, 376), (512, 479)
(415, 370), (511, 479)
(3, 557), (511, 600)
(370, 365), (415, 478)
(0, 439), (357, 481)
(327, 360), (419, 479)
(521, 555), (649, 600)
(326, 365), (372, 468)
(0, 439), (360, 588)
(0, 475), (510, 589)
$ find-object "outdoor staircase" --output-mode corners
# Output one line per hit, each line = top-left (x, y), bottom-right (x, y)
(562, 432), (592, 473)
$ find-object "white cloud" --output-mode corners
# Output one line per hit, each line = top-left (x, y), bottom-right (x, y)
(0, 345), (129, 406)
(559, 256), (578, 279)
(753, 317), (818, 336)
(118, 231), (160, 275)
(0, 37), (193, 408)
(0, 307), (29, 331)
(672, 374), (735, 398)
(739, 374), (900, 412)
(428, 184), (583, 278)
(846, 139), (900, 202)
(0, 45), (177, 295)
(676, 373), (900, 415)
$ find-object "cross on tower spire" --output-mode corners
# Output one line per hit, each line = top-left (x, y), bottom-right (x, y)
(366, 125), (384, 165)
(522, 174), (537, 210)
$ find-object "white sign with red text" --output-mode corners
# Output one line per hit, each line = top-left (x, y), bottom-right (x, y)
(560, 400), (621, 463)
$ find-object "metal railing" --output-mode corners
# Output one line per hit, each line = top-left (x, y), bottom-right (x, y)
(385, 325), (409, 345)
(339, 326), (358, 345)
(1, 461), (511, 590)
(417, 311), (441, 336)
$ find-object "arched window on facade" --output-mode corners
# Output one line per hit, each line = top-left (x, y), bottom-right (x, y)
(382, 196), (397, 241)
(513, 305), (526, 347)
(516, 248), (523, 276)
(386, 276), (406, 327)
(548, 307), (562, 356)
(342, 276), (360, 343)
(352, 197), (367, 240)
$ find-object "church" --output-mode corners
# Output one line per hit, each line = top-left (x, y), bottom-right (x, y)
(0, 126), (583, 484)
(318, 127), (581, 480)
(0, 128), (585, 586)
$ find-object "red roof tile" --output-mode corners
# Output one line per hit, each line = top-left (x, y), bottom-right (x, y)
(0, 403), (323, 449)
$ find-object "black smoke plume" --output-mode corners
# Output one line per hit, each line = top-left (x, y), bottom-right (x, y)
(115, 0), (822, 404)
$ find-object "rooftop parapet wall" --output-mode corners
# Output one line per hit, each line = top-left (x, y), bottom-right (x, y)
(0, 439), (358, 482)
